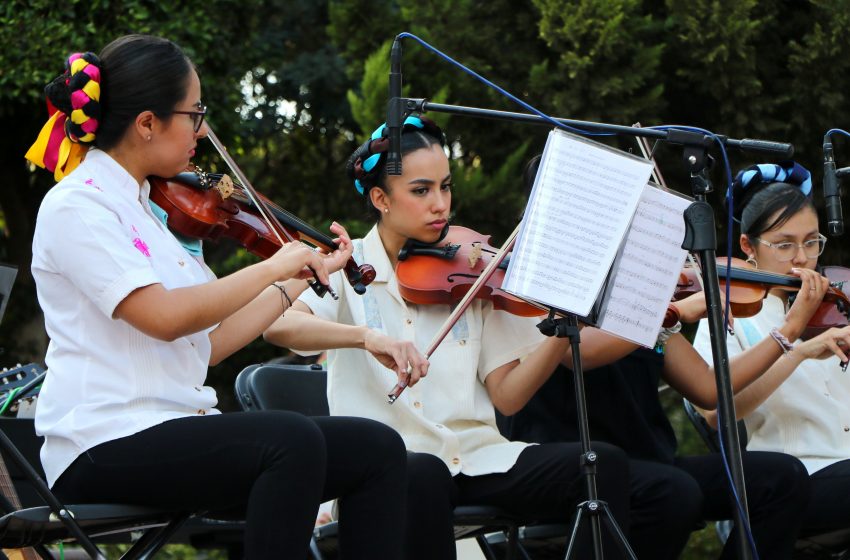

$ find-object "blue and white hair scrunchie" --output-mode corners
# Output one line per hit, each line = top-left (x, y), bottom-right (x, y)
(727, 161), (812, 222)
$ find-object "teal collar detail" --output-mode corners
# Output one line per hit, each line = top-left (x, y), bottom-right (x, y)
(148, 200), (203, 257)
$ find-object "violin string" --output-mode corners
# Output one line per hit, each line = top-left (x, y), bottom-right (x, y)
(204, 126), (293, 247)
(217, 175), (336, 248)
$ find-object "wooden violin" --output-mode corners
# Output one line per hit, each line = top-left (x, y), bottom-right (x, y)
(396, 225), (541, 316)
(149, 169), (376, 294)
(674, 258), (850, 338)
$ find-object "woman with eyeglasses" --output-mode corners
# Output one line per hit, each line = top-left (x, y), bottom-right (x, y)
(27, 34), (410, 559)
(262, 115), (697, 559)
(693, 162), (850, 538)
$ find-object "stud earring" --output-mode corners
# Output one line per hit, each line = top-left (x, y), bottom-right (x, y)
(146, 136), (151, 141)
(383, 208), (389, 213)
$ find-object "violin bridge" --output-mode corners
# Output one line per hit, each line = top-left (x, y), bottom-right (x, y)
(468, 242), (482, 268)
(215, 174), (235, 199)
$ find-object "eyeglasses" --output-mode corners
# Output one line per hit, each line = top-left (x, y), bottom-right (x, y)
(172, 105), (207, 133)
(754, 233), (827, 261)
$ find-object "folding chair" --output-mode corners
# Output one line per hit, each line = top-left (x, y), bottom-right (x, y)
(234, 362), (532, 560)
(682, 399), (850, 560)
(0, 366), (201, 559)
(0, 417), (194, 560)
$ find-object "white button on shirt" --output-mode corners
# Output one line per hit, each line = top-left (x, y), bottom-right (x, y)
(32, 150), (220, 487)
(297, 225), (544, 476)
(694, 295), (850, 474)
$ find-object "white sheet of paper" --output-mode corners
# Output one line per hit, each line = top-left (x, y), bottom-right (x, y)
(597, 184), (692, 347)
(503, 129), (653, 316)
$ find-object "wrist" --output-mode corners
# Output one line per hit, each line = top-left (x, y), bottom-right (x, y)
(654, 321), (682, 354)
(778, 321), (803, 343)
(280, 278), (309, 300)
(769, 327), (795, 356)
(258, 259), (283, 285)
(356, 326), (371, 350)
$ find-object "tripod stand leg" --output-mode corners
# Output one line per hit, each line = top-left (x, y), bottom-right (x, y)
(563, 505), (584, 560)
(601, 502), (638, 560)
(564, 500), (638, 560)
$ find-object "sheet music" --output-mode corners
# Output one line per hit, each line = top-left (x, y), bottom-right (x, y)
(503, 129), (653, 316)
(597, 184), (692, 347)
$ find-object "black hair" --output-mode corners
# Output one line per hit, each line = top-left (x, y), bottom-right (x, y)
(735, 182), (815, 239)
(45, 34), (194, 151)
(346, 119), (445, 220)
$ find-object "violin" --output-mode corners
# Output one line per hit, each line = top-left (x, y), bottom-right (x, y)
(396, 226), (542, 316)
(149, 170), (376, 294)
(674, 257), (850, 338)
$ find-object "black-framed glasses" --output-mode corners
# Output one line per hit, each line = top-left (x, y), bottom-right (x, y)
(754, 233), (827, 261)
(172, 105), (207, 133)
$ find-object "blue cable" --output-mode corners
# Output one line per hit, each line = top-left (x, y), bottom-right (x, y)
(825, 128), (850, 140)
(396, 32), (612, 137)
(395, 32), (759, 558)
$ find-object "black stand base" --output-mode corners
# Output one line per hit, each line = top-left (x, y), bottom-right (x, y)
(565, 499), (636, 560)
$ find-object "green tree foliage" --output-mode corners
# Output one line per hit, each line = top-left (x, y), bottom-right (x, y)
(532, 0), (665, 124)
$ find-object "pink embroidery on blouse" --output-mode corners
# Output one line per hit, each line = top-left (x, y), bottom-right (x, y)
(130, 225), (151, 257)
(84, 178), (103, 191)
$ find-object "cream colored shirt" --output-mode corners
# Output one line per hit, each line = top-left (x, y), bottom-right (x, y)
(297, 225), (544, 476)
(32, 150), (219, 487)
(694, 294), (850, 474)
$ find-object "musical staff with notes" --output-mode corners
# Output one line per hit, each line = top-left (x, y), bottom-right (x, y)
(597, 184), (691, 346)
(503, 128), (653, 316)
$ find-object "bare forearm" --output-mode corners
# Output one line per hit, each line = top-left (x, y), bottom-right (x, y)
(264, 307), (369, 352)
(209, 279), (311, 365)
(560, 328), (638, 370)
(488, 336), (570, 416)
(666, 334), (783, 409)
(115, 261), (280, 341)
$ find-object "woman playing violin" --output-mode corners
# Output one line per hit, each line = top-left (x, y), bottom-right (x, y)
(261, 115), (689, 559)
(694, 162), (850, 537)
(27, 34), (410, 559)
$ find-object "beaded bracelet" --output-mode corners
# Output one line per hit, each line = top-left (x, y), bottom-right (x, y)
(769, 327), (794, 356)
(654, 321), (682, 354)
(272, 283), (293, 315)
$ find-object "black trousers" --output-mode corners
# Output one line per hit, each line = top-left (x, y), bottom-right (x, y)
(405, 442), (632, 560)
(803, 457), (850, 534)
(629, 451), (811, 560)
(53, 411), (407, 559)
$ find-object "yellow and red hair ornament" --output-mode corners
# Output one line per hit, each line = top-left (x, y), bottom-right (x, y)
(25, 52), (101, 181)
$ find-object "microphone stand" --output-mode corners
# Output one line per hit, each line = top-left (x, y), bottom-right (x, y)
(385, 96), (780, 560)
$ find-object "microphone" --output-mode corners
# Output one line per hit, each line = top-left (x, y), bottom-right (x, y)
(386, 37), (403, 176)
(823, 137), (844, 237)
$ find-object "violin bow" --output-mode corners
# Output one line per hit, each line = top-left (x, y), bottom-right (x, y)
(204, 125), (338, 300)
(387, 222), (522, 403)
(634, 123), (704, 289)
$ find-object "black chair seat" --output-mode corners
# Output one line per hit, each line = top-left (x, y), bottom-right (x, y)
(0, 503), (185, 548)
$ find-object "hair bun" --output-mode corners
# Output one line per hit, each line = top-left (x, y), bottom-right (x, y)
(63, 52), (102, 144)
(725, 161), (812, 222)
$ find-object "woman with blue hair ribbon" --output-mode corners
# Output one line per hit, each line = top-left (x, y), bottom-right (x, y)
(694, 161), (850, 539)
(263, 114), (684, 559)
